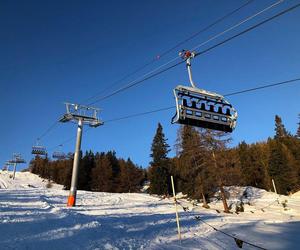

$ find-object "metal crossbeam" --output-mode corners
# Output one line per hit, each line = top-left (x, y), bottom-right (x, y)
(59, 103), (103, 127)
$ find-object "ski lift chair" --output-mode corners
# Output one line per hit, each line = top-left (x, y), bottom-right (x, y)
(172, 50), (237, 132)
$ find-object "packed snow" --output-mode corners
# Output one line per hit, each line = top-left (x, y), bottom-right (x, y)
(0, 170), (299, 250)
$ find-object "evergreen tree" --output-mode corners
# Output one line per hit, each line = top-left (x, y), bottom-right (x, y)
(119, 158), (145, 193)
(274, 115), (289, 139)
(297, 114), (300, 138)
(106, 151), (121, 190)
(200, 129), (233, 212)
(28, 149), (144, 193)
(174, 125), (205, 198)
(63, 156), (74, 190)
(238, 142), (270, 189)
(77, 151), (94, 191)
(150, 123), (170, 165)
(90, 154), (113, 192)
(148, 123), (171, 195)
(268, 139), (298, 194)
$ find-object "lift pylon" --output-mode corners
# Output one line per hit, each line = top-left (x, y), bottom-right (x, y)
(59, 103), (103, 207)
(3, 161), (14, 171)
(8, 153), (26, 179)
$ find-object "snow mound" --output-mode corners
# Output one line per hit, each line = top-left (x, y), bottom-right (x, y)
(292, 190), (300, 198)
(0, 170), (63, 190)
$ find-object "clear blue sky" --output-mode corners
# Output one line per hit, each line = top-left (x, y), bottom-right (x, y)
(1, 0), (300, 169)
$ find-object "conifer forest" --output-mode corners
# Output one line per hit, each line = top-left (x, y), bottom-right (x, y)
(30, 114), (300, 199)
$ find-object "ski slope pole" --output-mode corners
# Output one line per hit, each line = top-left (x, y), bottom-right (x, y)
(12, 163), (17, 180)
(171, 175), (181, 242)
(272, 179), (277, 194)
(67, 119), (83, 207)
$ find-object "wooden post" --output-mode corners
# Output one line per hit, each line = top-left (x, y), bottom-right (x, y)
(171, 176), (181, 242)
(272, 179), (277, 194)
(202, 192), (209, 209)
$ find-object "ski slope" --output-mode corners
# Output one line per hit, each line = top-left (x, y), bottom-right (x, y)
(0, 170), (300, 250)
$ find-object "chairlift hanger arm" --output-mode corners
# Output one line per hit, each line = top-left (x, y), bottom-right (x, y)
(180, 50), (197, 88)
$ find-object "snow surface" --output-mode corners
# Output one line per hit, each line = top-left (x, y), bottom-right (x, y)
(0, 170), (300, 250)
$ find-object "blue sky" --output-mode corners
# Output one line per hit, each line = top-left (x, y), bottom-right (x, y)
(1, 0), (300, 169)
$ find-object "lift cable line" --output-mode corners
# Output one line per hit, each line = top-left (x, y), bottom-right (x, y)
(104, 106), (175, 123)
(29, 0), (288, 146)
(48, 76), (300, 150)
(194, 214), (266, 249)
(175, 201), (267, 249)
(82, 0), (254, 105)
(37, 120), (59, 141)
(88, 60), (184, 105)
(82, 60), (158, 105)
(224, 77), (300, 97)
(190, 0), (284, 52)
(87, 0), (285, 105)
(105, 77), (300, 123)
(154, 0), (255, 60)
(194, 1), (300, 58)
(26, 1), (300, 161)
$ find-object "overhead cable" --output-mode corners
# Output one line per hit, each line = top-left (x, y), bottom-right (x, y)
(37, 2), (300, 152)
(89, 0), (285, 105)
(50, 76), (300, 150)
(83, 0), (254, 104)
(33, 0), (289, 145)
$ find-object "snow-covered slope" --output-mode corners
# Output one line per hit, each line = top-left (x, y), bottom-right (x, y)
(0, 170), (63, 189)
(0, 170), (299, 250)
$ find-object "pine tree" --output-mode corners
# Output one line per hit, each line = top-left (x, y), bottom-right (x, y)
(63, 157), (74, 190)
(297, 114), (300, 138)
(77, 151), (94, 191)
(106, 151), (121, 190)
(150, 123), (170, 165)
(174, 125), (204, 198)
(238, 142), (270, 189)
(268, 139), (298, 194)
(91, 154), (113, 192)
(274, 115), (289, 139)
(201, 129), (233, 213)
(148, 123), (171, 195)
(118, 158), (145, 192)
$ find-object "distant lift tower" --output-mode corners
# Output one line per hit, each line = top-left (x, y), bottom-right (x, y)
(59, 103), (103, 207)
(3, 161), (14, 171)
(8, 153), (26, 179)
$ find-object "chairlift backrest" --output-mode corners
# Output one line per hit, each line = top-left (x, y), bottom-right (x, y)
(32, 145), (47, 155)
(52, 151), (66, 160)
